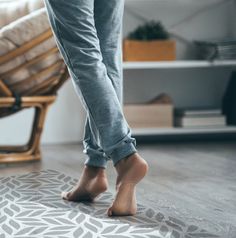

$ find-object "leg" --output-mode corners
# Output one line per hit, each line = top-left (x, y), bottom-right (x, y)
(83, 114), (108, 169)
(94, 0), (124, 105)
(44, 0), (110, 202)
(83, 0), (126, 168)
(43, 0), (137, 167)
(94, 0), (149, 216)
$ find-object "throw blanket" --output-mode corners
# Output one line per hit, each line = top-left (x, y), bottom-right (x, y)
(0, 1), (63, 96)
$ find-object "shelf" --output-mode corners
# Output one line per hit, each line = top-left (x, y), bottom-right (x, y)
(125, 0), (223, 4)
(132, 126), (236, 136)
(122, 60), (236, 70)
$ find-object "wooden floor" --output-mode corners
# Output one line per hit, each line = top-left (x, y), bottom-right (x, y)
(1, 140), (236, 237)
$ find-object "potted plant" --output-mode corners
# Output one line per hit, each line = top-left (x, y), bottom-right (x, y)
(123, 20), (176, 61)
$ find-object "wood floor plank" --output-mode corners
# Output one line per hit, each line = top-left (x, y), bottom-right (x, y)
(0, 140), (235, 237)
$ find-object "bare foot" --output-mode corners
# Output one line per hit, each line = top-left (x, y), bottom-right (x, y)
(107, 152), (148, 216)
(61, 165), (108, 202)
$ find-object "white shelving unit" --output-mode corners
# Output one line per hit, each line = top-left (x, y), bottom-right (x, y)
(123, 61), (236, 138)
(132, 126), (236, 136)
(123, 60), (236, 70)
(122, 1), (236, 139)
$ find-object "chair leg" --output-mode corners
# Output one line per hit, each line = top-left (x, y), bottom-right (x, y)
(0, 103), (51, 163)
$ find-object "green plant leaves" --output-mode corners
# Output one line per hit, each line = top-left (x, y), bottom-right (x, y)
(127, 20), (169, 40)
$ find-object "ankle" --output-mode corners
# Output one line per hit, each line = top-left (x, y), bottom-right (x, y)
(85, 165), (107, 177)
(115, 152), (137, 171)
(115, 152), (147, 173)
(115, 153), (148, 187)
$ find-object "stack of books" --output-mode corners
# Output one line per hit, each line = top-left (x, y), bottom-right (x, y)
(194, 39), (236, 60)
(174, 107), (226, 128)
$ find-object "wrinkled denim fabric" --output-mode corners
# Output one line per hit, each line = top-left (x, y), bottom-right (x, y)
(44, 0), (137, 168)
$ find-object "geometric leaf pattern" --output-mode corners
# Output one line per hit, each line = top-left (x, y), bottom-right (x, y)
(0, 169), (219, 238)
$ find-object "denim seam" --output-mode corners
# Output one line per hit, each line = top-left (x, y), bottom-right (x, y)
(52, 18), (104, 149)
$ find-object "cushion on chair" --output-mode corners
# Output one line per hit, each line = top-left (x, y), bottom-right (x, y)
(0, 0), (44, 28)
(0, 6), (64, 96)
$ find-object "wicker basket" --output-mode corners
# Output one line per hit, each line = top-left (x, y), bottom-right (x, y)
(123, 39), (176, 61)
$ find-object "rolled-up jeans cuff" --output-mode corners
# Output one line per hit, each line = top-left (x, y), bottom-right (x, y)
(109, 136), (138, 167)
(83, 149), (108, 169)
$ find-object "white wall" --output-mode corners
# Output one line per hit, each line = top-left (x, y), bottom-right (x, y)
(0, 0), (235, 145)
(41, 80), (86, 144)
(0, 80), (86, 145)
(231, 0), (236, 38)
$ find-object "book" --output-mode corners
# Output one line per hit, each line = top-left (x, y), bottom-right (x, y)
(194, 39), (236, 60)
(175, 115), (226, 127)
(174, 107), (222, 117)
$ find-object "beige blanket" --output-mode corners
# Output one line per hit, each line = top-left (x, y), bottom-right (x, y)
(0, 1), (63, 95)
(0, 0), (44, 28)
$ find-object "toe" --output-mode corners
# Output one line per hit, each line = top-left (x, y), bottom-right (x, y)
(61, 191), (69, 200)
(107, 207), (113, 217)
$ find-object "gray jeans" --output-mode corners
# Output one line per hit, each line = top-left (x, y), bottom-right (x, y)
(44, 0), (137, 168)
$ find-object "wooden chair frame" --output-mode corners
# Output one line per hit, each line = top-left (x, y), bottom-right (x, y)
(0, 29), (69, 163)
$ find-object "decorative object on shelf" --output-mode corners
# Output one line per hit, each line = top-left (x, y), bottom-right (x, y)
(146, 92), (172, 104)
(123, 20), (176, 62)
(123, 93), (173, 128)
(222, 71), (236, 125)
(174, 107), (226, 128)
(194, 39), (236, 61)
(127, 20), (169, 40)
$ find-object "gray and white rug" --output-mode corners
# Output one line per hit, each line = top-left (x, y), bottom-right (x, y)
(0, 169), (219, 238)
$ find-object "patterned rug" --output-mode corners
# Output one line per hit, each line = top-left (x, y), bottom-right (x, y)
(0, 169), (219, 238)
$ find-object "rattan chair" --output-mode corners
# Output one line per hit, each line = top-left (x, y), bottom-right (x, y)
(0, 27), (69, 163)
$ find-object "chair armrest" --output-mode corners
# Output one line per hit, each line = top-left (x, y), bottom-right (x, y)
(0, 79), (12, 97)
(0, 95), (56, 108)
